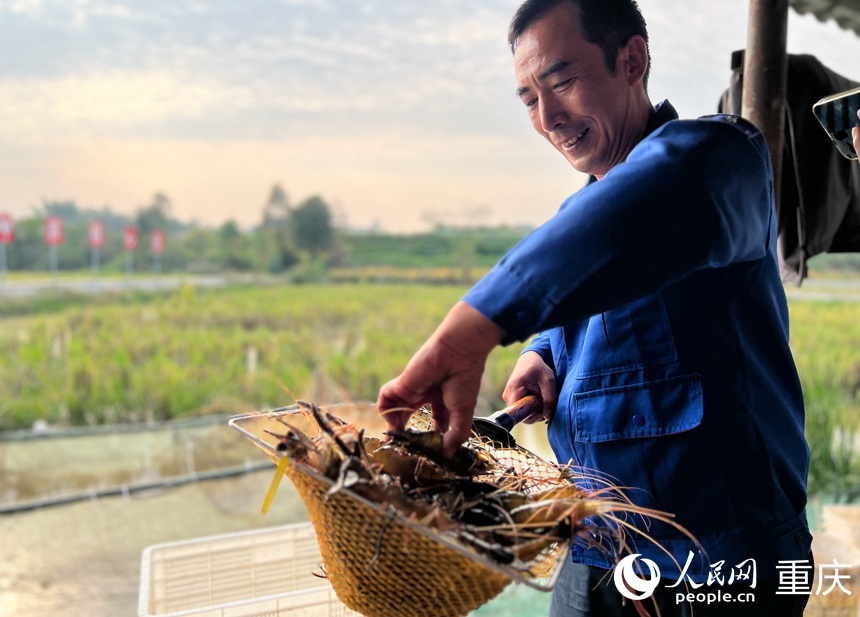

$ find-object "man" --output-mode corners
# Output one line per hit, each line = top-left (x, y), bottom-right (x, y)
(854, 109), (860, 156)
(377, 1), (812, 615)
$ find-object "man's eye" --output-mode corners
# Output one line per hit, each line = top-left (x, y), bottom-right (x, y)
(525, 98), (538, 108)
(553, 78), (573, 90)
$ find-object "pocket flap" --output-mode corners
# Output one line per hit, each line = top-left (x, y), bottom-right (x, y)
(574, 374), (703, 443)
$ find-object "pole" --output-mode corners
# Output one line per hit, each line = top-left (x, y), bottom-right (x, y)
(91, 247), (100, 279)
(741, 0), (789, 216)
(49, 245), (58, 283)
(125, 250), (133, 276)
(0, 243), (5, 284)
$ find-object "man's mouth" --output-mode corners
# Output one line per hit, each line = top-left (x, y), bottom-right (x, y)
(561, 128), (589, 151)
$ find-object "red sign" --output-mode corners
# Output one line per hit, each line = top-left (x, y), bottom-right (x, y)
(123, 226), (138, 251)
(151, 229), (165, 254)
(45, 216), (64, 246)
(0, 213), (14, 244)
(88, 221), (105, 249)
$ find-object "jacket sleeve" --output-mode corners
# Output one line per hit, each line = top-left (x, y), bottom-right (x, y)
(463, 116), (775, 344)
(521, 330), (554, 371)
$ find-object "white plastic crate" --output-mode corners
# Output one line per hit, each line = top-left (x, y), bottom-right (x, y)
(139, 522), (363, 617)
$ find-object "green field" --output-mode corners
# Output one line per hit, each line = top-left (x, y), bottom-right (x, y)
(0, 283), (524, 429)
(1, 281), (858, 497)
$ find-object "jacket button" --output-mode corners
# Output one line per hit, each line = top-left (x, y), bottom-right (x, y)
(632, 414), (646, 427)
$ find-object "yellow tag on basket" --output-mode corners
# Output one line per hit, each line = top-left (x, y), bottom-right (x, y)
(262, 456), (290, 514)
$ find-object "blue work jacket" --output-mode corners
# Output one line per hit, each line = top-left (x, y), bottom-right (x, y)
(463, 101), (811, 582)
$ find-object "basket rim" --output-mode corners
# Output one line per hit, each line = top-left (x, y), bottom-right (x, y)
(228, 405), (569, 590)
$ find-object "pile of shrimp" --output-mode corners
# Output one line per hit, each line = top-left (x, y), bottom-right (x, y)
(262, 400), (694, 577)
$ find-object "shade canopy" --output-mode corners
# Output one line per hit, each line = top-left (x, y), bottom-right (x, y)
(790, 0), (860, 36)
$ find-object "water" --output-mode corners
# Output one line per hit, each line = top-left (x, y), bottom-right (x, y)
(0, 420), (307, 617)
(0, 421), (552, 617)
(0, 472), (306, 616)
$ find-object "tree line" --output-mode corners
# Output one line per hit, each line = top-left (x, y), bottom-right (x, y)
(2, 185), (336, 275)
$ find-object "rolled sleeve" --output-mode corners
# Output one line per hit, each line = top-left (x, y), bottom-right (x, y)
(463, 261), (556, 344)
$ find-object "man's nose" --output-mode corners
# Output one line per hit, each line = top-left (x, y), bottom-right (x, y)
(539, 97), (566, 133)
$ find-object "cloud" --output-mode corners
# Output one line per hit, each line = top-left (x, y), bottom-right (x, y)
(0, 0), (857, 231)
(0, 70), (244, 147)
(0, 0), (523, 142)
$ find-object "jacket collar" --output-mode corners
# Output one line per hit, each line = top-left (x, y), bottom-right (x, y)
(587, 99), (678, 185)
(645, 99), (678, 137)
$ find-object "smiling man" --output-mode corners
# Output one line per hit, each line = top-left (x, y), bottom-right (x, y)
(513, 1), (651, 179)
(377, 1), (812, 615)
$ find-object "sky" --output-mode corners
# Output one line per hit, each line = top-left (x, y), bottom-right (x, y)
(1, 0), (858, 233)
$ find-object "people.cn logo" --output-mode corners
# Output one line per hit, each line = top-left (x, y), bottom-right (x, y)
(613, 554), (661, 601)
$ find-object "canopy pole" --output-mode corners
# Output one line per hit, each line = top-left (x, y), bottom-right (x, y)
(742, 0), (789, 216)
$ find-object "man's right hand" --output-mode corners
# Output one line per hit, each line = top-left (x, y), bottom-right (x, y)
(502, 350), (558, 423)
(376, 301), (504, 458)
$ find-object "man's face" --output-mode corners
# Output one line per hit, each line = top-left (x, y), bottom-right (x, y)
(514, 3), (647, 179)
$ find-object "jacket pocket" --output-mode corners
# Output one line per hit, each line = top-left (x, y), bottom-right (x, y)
(574, 374), (703, 443)
(575, 293), (677, 378)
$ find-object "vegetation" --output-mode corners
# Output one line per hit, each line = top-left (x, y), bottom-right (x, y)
(340, 229), (527, 269)
(806, 252), (860, 275)
(2, 183), (859, 501)
(788, 300), (860, 496)
(0, 281), (858, 501)
(1, 191), (529, 280)
(3, 188), (345, 277)
(0, 284), (524, 430)
(5, 188), (857, 283)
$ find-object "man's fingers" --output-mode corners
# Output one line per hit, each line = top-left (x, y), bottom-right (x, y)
(377, 378), (422, 432)
(428, 392), (450, 433)
(442, 411), (474, 458)
(502, 384), (529, 406)
(379, 409), (412, 434)
(540, 397), (557, 422)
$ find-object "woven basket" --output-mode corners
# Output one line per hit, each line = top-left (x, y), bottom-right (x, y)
(230, 403), (568, 617)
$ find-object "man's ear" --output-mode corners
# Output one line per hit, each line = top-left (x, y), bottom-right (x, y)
(620, 35), (648, 86)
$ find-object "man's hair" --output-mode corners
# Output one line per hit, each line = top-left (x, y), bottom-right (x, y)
(508, 0), (651, 89)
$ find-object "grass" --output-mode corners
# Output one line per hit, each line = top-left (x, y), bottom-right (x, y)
(788, 299), (860, 497)
(1, 279), (858, 501)
(0, 283), (524, 430)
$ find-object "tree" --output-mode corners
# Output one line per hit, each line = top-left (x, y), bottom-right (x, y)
(181, 228), (221, 273)
(292, 196), (334, 256)
(263, 184), (290, 224)
(258, 183), (298, 272)
(7, 218), (44, 270)
(133, 193), (173, 272)
(137, 193), (172, 235)
(219, 220), (252, 270)
(42, 199), (80, 219)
